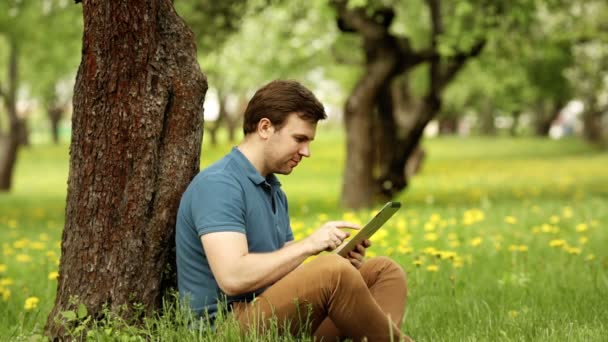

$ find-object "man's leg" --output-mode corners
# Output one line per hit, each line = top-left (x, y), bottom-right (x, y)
(314, 256), (408, 341)
(231, 254), (404, 341)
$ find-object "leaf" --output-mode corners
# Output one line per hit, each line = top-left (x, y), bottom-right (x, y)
(77, 303), (88, 319)
(61, 310), (77, 321)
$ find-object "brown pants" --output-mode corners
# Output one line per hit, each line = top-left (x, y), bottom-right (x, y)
(231, 254), (408, 342)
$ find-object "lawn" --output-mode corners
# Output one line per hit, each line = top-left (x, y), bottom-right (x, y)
(0, 130), (607, 341)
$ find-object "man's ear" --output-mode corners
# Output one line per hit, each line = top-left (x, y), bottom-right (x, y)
(257, 118), (274, 139)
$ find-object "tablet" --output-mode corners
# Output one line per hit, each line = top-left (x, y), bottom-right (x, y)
(335, 201), (401, 257)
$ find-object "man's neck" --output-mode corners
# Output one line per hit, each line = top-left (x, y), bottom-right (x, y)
(237, 140), (268, 177)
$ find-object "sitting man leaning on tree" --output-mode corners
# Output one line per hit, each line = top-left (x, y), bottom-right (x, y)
(175, 79), (413, 342)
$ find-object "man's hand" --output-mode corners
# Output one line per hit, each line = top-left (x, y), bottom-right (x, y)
(304, 221), (360, 255)
(346, 239), (371, 269)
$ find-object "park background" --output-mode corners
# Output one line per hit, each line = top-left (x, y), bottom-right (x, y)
(0, 0), (607, 341)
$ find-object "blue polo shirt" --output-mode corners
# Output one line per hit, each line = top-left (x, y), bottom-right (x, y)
(176, 147), (294, 317)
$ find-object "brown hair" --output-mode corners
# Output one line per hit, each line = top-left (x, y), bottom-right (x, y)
(243, 80), (327, 134)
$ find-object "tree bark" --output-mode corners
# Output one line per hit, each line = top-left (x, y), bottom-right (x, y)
(45, 0), (207, 339)
(0, 38), (20, 191)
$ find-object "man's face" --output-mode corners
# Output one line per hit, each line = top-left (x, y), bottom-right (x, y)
(264, 113), (317, 175)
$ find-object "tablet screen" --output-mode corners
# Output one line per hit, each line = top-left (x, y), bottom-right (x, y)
(335, 201), (401, 257)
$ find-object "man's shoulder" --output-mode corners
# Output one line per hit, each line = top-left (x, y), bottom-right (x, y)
(192, 154), (244, 187)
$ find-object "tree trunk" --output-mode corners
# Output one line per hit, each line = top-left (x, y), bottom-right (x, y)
(48, 104), (64, 144)
(582, 106), (604, 144)
(341, 42), (400, 209)
(0, 130), (18, 191)
(45, 0), (207, 339)
(438, 116), (458, 135)
(16, 117), (30, 147)
(534, 100), (562, 136)
(510, 110), (521, 136)
(479, 99), (496, 136)
(204, 90), (227, 146)
(0, 38), (19, 192)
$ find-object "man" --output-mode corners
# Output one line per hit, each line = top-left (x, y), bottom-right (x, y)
(176, 80), (410, 341)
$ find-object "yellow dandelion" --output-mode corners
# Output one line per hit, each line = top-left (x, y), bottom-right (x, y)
(518, 245), (528, 252)
(413, 260), (423, 267)
(550, 216), (560, 224)
(579, 236), (588, 245)
(424, 223), (435, 232)
(24, 296), (40, 310)
(0, 278), (14, 286)
(508, 245), (518, 252)
(423, 247), (438, 255)
(291, 220), (305, 230)
(438, 251), (456, 259)
(447, 233), (458, 240)
(13, 239), (30, 249)
(549, 239), (566, 247)
(1, 288), (10, 301)
(398, 246), (413, 254)
(575, 223), (588, 233)
(16, 254), (32, 263)
(504, 216), (518, 225)
(429, 214), (441, 222)
(449, 240), (461, 248)
(564, 246), (581, 255)
(8, 219), (17, 229)
(426, 265), (439, 272)
(424, 233), (438, 241)
(48, 272), (59, 280)
(0, 264), (6, 273)
(31, 242), (46, 250)
(317, 213), (328, 221)
(470, 237), (483, 247)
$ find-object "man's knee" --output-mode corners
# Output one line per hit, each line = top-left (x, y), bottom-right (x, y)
(312, 254), (365, 287)
(366, 256), (407, 285)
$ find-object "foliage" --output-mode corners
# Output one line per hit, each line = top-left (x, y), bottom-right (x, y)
(0, 0), (81, 103)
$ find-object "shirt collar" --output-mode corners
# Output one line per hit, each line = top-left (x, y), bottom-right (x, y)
(230, 147), (281, 187)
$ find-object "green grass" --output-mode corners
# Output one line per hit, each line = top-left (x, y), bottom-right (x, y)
(0, 131), (607, 341)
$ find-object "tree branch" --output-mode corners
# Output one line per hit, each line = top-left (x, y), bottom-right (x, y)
(331, 0), (387, 39)
(440, 40), (486, 89)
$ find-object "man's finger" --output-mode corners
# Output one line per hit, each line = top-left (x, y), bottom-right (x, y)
(331, 221), (361, 230)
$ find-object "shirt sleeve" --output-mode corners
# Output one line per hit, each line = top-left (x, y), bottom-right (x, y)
(190, 174), (247, 237)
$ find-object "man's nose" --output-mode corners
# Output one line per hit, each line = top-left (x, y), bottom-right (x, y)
(299, 143), (311, 157)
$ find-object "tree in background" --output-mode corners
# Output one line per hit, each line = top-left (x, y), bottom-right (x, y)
(562, 1), (608, 145)
(331, 0), (498, 209)
(45, 0), (206, 338)
(0, 0), (81, 190)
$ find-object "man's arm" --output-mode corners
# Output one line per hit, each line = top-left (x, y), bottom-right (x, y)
(202, 221), (359, 296)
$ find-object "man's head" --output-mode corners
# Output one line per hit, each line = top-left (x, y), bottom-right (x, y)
(240, 80), (327, 176)
(242, 80), (327, 135)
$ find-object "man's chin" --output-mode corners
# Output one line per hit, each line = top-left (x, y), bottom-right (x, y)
(275, 167), (294, 175)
